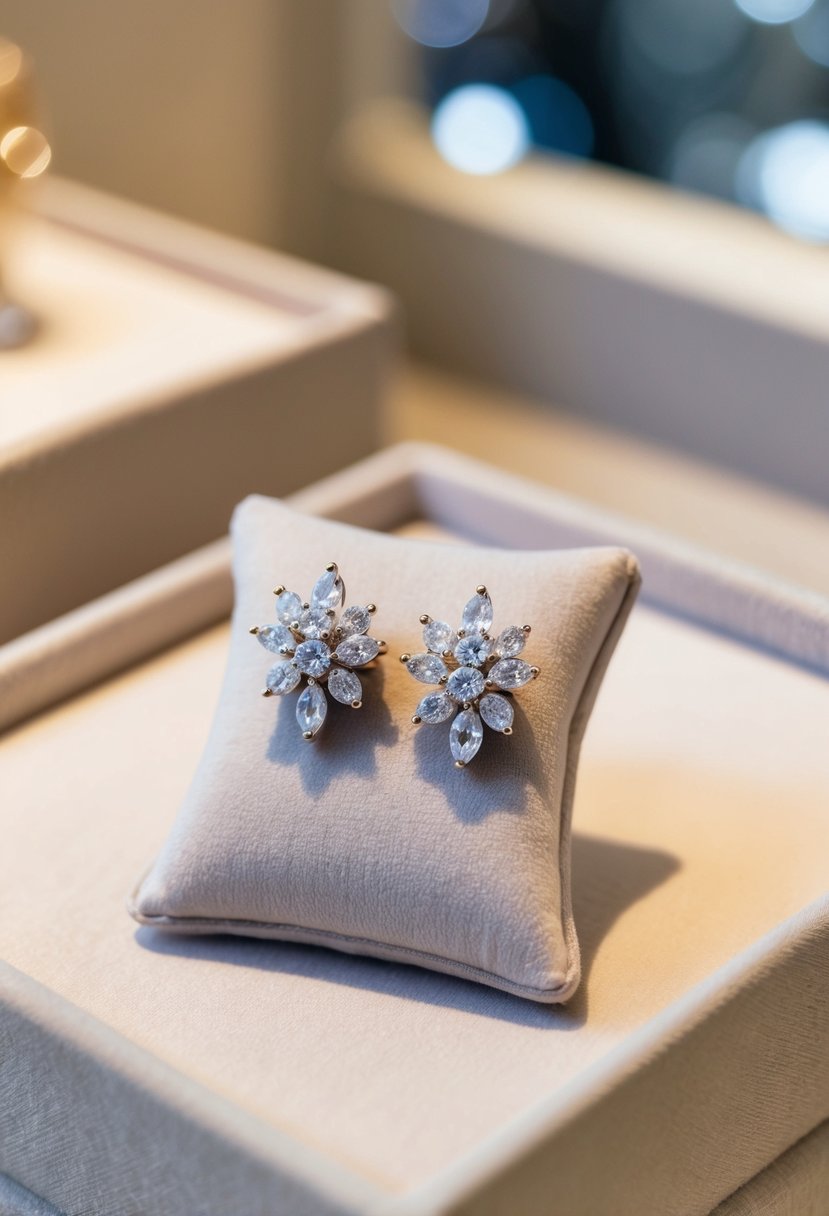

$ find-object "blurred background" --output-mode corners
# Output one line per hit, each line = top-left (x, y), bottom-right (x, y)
(5, 0), (829, 250)
(2, 0), (829, 603)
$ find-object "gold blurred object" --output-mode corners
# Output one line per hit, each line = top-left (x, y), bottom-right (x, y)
(0, 36), (51, 349)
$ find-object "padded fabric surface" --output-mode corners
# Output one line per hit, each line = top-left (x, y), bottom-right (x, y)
(130, 497), (640, 1001)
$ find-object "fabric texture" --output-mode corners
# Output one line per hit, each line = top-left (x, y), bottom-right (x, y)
(130, 496), (639, 1001)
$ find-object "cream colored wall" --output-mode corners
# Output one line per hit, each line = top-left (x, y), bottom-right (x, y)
(0, 1), (410, 259)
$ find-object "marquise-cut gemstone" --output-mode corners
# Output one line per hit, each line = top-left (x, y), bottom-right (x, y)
(454, 635), (490, 667)
(338, 605), (371, 637)
(496, 625), (525, 658)
(275, 590), (303, 626)
(328, 667), (362, 705)
(446, 665), (486, 703)
(311, 569), (344, 611)
(298, 607), (331, 639)
(256, 623), (295, 655)
(265, 660), (301, 695)
(296, 682), (327, 736)
(335, 636), (380, 667)
(416, 691), (455, 724)
(461, 591), (493, 636)
(479, 693), (514, 732)
(423, 619), (457, 654)
(294, 639), (331, 677)
(406, 653), (447, 683)
(490, 658), (534, 689)
(450, 708), (483, 765)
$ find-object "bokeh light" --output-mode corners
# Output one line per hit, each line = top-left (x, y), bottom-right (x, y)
(670, 113), (755, 199)
(733, 0), (815, 24)
(793, 0), (829, 65)
(511, 75), (594, 159)
(737, 120), (829, 240)
(0, 125), (51, 178)
(0, 39), (23, 88)
(392, 0), (490, 48)
(432, 83), (530, 174)
(618, 0), (747, 77)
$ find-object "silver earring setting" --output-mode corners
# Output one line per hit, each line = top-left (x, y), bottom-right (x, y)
(401, 586), (539, 767)
(251, 563), (386, 740)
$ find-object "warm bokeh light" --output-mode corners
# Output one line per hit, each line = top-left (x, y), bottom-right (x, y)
(733, 0), (815, 23)
(392, 0), (490, 48)
(0, 125), (52, 178)
(737, 119), (829, 240)
(0, 39), (23, 88)
(431, 83), (529, 174)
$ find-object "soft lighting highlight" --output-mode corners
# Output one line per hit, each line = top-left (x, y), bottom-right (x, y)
(0, 39), (23, 88)
(432, 84), (530, 175)
(733, 0), (815, 24)
(391, 0), (489, 48)
(0, 125), (52, 178)
(737, 120), (829, 241)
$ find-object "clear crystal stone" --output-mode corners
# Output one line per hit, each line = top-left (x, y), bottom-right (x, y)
(490, 658), (534, 689)
(335, 636), (380, 667)
(338, 605), (371, 637)
(296, 682), (327, 736)
(461, 591), (493, 636)
(446, 665), (486, 703)
(450, 708), (483, 765)
(479, 693), (514, 732)
(423, 619), (457, 654)
(298, 606), (331, 639)
(496, 625), (526, 658)
(311, 569), (344, 611)
(454, 635), (490, 667)
(294, 639), (331, 677)
(416, 691), (455, 724)
(406, 653), (448, 683)
(256, 624), (295, 655)
(328, 667), (362, 705)
(265, 660), (301, 695)
(275, 589), (303, 626)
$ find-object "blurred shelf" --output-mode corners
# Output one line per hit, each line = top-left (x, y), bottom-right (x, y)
(388, 361), (829, 599)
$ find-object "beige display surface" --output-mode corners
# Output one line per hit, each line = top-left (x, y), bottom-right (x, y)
(2, 446), (828, 1216)
(0, 178), (393, 648)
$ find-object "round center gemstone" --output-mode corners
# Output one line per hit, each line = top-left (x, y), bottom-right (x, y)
(446, 665), (486, 703)
(454, 635), (490, 667)
(293, 638), (331, 677)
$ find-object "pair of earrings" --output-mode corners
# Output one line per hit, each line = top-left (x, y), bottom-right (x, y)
(250, 563), (539, 768)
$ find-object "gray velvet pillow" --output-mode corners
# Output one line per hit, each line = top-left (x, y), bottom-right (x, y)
(130, 496), (640, 1003)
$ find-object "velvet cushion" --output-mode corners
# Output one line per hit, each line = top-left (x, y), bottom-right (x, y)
(130, 496), (640, 1002)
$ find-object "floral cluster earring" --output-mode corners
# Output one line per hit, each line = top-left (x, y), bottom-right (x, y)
(252, 571), (539, 764)
(250, 562), (386, 740)
(400, 586), (539, 767)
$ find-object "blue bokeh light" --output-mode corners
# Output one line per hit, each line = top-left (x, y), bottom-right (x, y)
(432, 83), (531, 174)
(511, 75), (594, 159)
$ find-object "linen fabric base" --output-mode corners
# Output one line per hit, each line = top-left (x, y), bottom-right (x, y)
(130, 497), (640, 1002)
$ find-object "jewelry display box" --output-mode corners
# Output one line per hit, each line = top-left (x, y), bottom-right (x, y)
(0, 179), (394, 730)
(2, 443), (828, 1216)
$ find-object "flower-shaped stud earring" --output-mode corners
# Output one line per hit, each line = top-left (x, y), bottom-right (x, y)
(401, 586), (539, 767)
(251, 563), (386, 740)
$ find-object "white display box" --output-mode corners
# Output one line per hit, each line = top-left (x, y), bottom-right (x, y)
(1, 444), (828, 1216)
(0, 178), (394, 660)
